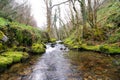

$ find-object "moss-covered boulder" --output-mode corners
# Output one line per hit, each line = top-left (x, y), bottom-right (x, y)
(1, 51), (29, 63)
(31, 43), (46, 54)
(0, 56), (13, 72)
(0, 51), (29, 72)
(50, 38), (57, 43)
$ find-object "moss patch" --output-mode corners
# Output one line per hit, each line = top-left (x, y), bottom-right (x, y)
(31, 43), (45, 54)
(50, 38), (57, 43)
(0, 56), (13, 72)
(99, 44), (120, 54)
(0, 56), (13, 68)
(0, 51), (29, 72)
(1, 51), (29, 63)
(64, 38), (120, 54)
(0, 31), (4, 40)
(81, 44), (100, 52)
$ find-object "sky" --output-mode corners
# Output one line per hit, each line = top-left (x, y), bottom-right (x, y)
(17, 0), (104, 28)
(29, 0), (46, 28)
(29, 0), (70, 28)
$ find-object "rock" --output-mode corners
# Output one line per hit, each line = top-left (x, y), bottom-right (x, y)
(0, 31), (8, 42)
(31, 43), (46, 54)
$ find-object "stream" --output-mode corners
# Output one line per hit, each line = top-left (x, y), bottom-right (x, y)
(0, 42), (120, 80)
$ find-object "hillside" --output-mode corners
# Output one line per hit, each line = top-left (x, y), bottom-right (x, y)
(64, 1), (120, 54)
(0, 17), (49, 72)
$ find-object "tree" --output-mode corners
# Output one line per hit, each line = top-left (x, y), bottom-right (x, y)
(0, 0), (14, 20)
(44, 0), (70, 38)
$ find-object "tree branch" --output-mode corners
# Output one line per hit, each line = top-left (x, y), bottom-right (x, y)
(51, 0), (70, 8)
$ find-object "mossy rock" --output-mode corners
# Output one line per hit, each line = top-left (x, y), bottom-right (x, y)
(31, 43), (45, 54)
(99, 44), (120, 54)
(82, 44), (100, 51)
(50, 38), (57, 43)
(0, 20), (49, 47)
(0, 56), (13, 72)
(1, 52), (29, 63)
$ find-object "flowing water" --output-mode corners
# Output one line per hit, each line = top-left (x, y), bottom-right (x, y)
(0, 43), (120, 80)
(28, 43), (72, 80)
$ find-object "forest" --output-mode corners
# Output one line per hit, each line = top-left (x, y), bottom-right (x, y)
(0, 0), (120, 80)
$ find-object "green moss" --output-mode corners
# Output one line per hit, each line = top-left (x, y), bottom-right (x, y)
(50, 38), (57, 43)
(100, 44), (120, 54)
(0, 18), (49, 47)
(0, 31), (4, 40)
(64, 38), (75, 48)
(81, 44), (100, 51)
(0, 56), (13, 72)
(0, 51), (29, 72)
(1, 52), (29, 63)
(0, 43), (3, 51)
(31, 43), (45, 54)
(0, 56), (13, 68)
(0, 17), (8, 26)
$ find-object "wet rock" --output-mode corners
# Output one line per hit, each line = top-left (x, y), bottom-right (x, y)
(51, 43), (55, 47)
(31, 43), (46, 54)
(60, 48), (63, 50)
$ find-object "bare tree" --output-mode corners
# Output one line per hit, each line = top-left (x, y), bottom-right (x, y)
(44, 0), (70, 38)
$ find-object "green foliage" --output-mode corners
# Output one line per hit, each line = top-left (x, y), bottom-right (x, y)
(64, 38), (76, 48)
(0, 17), (49, 47)
(108, 29), (120, 43)
(64, 29), (82, 48)
(98, 1), (120, 22)
(107, 13), (120, 26)
(31, 43), (45, 54)
(0, 17), (8, 26)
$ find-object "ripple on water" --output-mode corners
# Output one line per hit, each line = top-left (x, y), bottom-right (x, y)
(29, 46), (72, 80)
(1, 44), (119, 80)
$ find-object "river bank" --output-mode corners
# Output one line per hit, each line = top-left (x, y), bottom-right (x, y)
(0, 43), (120, 80)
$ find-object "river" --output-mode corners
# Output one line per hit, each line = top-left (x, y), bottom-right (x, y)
(0, 43), (120, 80)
